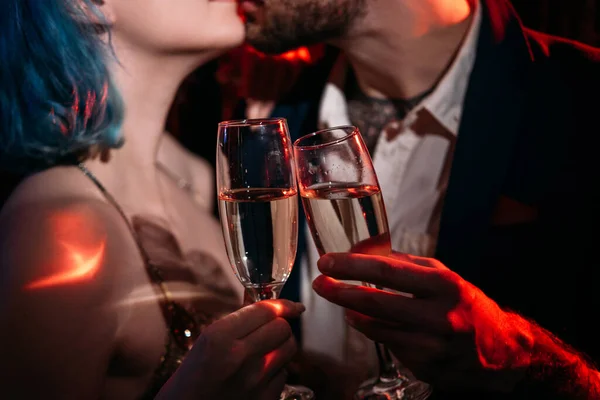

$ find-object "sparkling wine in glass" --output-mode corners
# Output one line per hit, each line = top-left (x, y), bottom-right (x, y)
(219, 187), (298, 301)
(217, 118), (313, 400)
(293, 126), (432, 400)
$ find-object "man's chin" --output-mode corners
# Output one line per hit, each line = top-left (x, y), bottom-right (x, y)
(245, 41), (299, 55)
(244, 30), (301, 55)
(245, 30), (328, 55)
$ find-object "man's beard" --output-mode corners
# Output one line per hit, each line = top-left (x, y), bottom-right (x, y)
(245, 0), (366, 54)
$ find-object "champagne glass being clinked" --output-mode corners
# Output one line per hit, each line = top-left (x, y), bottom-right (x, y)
(217, 118), (313, 400)
(293, 125), (432, 400)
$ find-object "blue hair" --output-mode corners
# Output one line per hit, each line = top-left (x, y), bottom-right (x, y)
(0, 0), (123, 173)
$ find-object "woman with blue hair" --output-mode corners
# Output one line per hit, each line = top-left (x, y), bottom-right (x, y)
(0, 1), (303, 398)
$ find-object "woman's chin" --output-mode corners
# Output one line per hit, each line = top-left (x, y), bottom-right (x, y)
(217, 25), (246, 51)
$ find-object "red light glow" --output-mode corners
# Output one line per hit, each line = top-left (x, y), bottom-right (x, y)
(25, 240), (106, 290)
(24, 210), (107, 290)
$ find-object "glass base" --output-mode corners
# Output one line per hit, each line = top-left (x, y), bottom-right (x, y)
(354, 376), (432, 400)
(280, 384), (315, 400)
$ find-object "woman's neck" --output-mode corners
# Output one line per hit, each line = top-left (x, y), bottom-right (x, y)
(110, 44), (203, 170)
(84, 41), (209, 214)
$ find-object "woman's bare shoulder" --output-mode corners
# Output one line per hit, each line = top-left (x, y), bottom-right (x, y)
(0, 167), (142, 397)
(0, 166), (138, 295)
(2, 166), (105, 211)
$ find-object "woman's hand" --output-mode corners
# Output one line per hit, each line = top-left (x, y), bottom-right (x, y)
(156, 299), (305, 400)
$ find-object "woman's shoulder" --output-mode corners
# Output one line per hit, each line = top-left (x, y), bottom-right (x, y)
(3, 166), (100, 210)
(1, 166), (122, 232)
(0, 167), (138, 398)
(0, 166), (138, 294)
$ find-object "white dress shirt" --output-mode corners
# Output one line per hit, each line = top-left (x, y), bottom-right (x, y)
(300, 2), (483, 367)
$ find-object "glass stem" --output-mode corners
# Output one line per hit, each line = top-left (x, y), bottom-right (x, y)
(245, 285), (282, 303)
(257, 290), (277, 301)
(375, 342), (402, 383)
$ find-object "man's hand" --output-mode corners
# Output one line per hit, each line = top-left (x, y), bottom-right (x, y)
(312, 252), (535, 392)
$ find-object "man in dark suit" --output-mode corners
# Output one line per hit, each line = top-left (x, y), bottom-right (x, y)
(241, 0), (600, 396)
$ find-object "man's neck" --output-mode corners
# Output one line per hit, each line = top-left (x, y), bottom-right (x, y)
(333, 0), (474, 100)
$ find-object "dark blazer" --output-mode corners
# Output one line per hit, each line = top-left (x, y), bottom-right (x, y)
(270, 0), (600, 368)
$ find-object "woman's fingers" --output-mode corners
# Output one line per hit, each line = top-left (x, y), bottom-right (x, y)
(239, 335), (298, 391)
(255, 369), (289, 400)
(209, 300), (304, 340)
(259, 336), (298, 384)
(243, 317), (294, 358)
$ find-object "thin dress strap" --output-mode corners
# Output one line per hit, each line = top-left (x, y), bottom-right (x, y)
(76, 163), (178, 301)
(76, 163), (200, 400)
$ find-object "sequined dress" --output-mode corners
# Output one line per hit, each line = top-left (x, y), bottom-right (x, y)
(78, 164), (239, 399)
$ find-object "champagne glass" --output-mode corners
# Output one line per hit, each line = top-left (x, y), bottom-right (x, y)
(216, 118), (314, 400)
(293, 126), (432, 400)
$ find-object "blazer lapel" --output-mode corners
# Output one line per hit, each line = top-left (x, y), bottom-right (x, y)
(436, 0), (534, 281)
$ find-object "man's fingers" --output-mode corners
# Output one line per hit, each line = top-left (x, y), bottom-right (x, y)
(345, 310), (445, 382)
(345, 310), (446, 349)
(390, 251), (450, 270)
(313, 275), (451, 333)
(317, 253), (453, 297)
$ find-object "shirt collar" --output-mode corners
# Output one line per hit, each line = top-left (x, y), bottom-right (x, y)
(421, 0), (482, 135)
